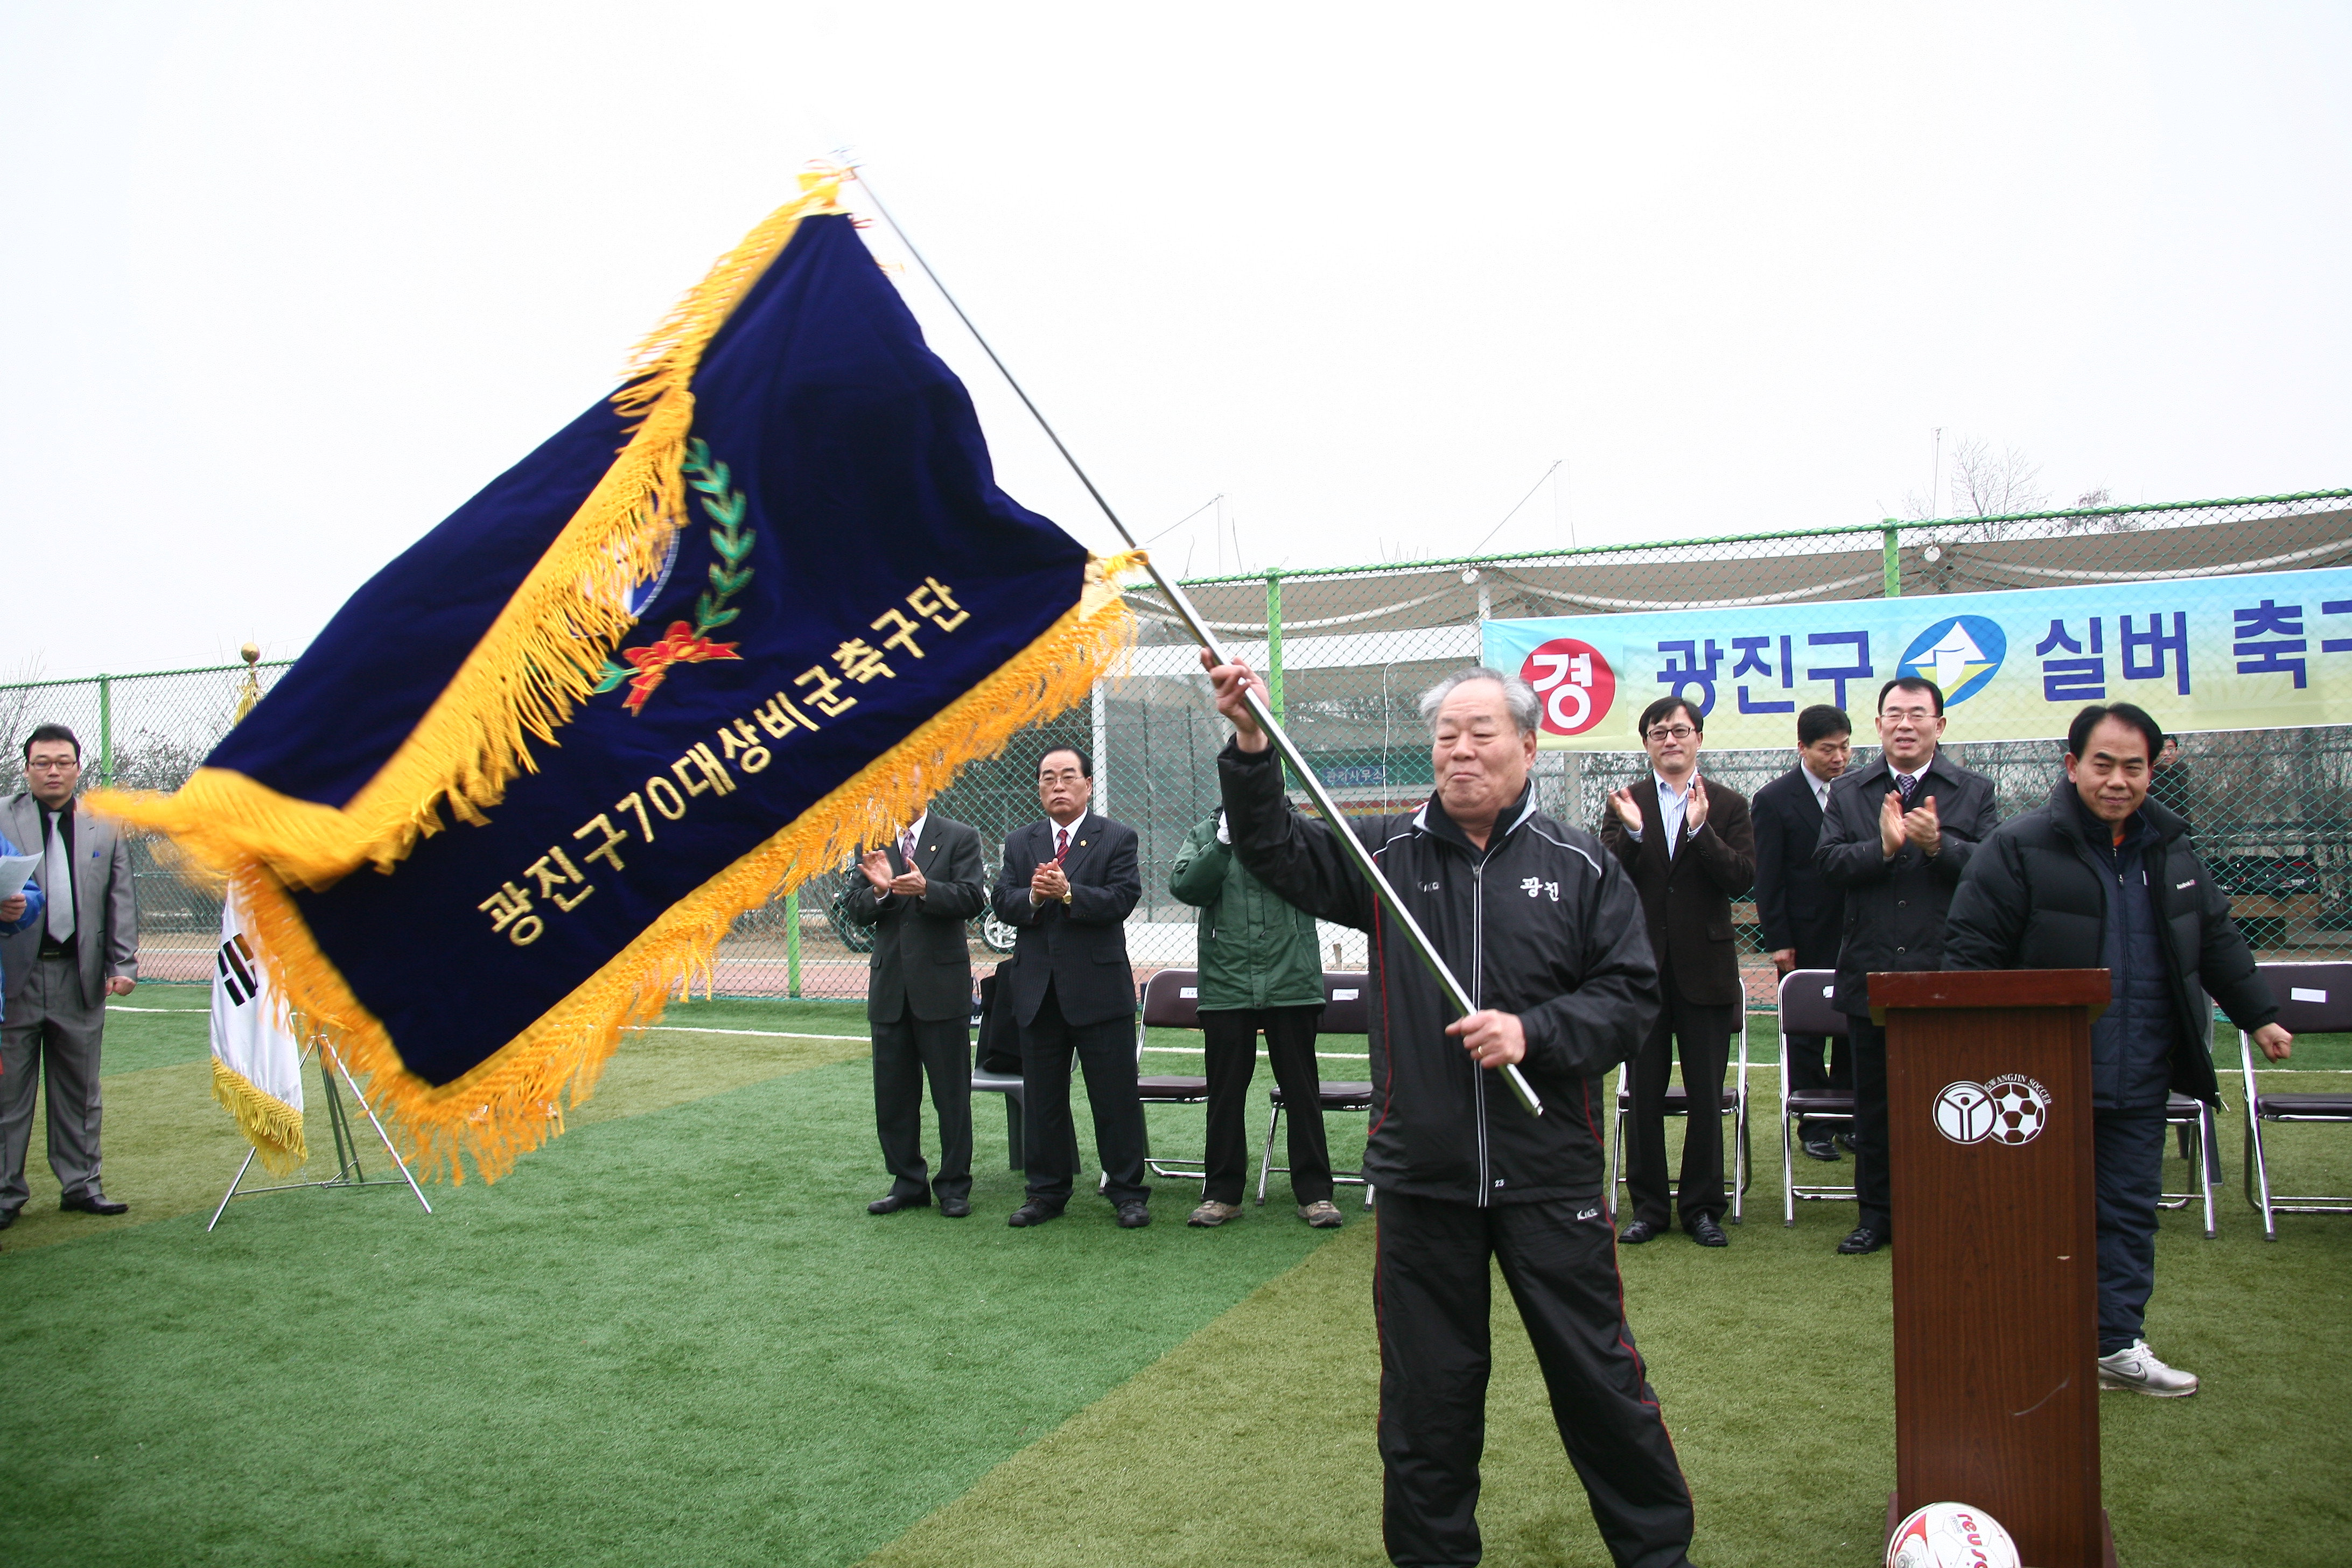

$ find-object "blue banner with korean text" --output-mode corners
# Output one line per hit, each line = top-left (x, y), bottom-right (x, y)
(1481, 567), (2352, 750)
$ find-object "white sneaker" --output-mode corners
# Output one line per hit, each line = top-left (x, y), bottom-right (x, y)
(2097, 1339), (2199, 1397)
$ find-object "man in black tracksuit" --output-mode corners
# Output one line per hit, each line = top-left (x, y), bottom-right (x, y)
(1943, 703), (2290, 1397)
(1207, 654), (1692, 1568)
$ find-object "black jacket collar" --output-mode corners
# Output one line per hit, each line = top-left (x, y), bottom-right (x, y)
(1415, 780), (1538, 857)
(2047, 777), (2182, 853)
(1854, 748), (1959, 792)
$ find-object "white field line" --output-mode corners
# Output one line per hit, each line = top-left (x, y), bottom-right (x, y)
(626, 1025), (870, 1042)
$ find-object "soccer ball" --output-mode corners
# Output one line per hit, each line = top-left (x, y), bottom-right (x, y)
(1986, 1080), (2047, 1145)
(1886, 1501), (2021, 1568)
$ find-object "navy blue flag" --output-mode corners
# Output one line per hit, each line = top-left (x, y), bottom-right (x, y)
(103, 176), (1136, 1179)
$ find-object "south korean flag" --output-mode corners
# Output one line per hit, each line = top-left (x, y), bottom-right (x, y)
(209, 887), (307, 1174)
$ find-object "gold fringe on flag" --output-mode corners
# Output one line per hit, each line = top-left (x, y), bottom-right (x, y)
(219, 552), (1143, 1184)
(211, 1058), (309, 1177)
(90, 169), (855, 889)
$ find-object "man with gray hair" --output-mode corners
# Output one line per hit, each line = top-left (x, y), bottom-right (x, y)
(1203, 654), (1695, 1568)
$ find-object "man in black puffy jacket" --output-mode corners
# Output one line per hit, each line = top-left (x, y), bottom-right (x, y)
(1205, 653), (1693, 1568)
(1944, 702), (2291, 1399)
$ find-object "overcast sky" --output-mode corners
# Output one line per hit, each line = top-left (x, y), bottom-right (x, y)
(4, 3), (2348, 680)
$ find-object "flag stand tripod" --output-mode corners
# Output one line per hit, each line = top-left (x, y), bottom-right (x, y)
(207, 1039), (432, 1231)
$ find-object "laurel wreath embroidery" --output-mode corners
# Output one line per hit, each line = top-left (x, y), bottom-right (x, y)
(596, 438), (752, 714)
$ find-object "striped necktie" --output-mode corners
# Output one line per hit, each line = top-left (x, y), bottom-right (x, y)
(899, 829), (916, 866)
(1896, 772), (1918, 807)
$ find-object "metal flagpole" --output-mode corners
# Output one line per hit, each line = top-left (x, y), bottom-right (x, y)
(856, 172), (1541, 1117)
(207, 1038), (433, 1230)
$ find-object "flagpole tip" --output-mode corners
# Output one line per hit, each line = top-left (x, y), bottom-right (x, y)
(240, 643), (261, 666)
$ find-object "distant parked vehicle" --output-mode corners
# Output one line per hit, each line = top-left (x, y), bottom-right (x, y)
(2207, 855), (2322, 899)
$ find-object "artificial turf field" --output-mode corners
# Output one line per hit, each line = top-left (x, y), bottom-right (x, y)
(2, 989), (2347, 1566)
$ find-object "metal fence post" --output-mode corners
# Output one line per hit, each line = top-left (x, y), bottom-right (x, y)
(1882, 525), (1902, 599)
(97, 674), (113, 787)
(1090, 682), (1109, 815)
(785, 890), (802, 998)
(1265, 570), (1286, 720)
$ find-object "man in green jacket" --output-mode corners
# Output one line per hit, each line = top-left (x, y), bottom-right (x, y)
(1169, 808), (1342, 1229)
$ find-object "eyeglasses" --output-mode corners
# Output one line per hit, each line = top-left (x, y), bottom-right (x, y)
(1039, 769), (1084, 784)
(25, 759), (78, 772)
(1646, 725), (1697, 741)
(1881, 706), (1938, 723)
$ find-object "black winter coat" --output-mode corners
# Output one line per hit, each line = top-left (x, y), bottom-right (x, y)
(1219, 741), (1660, 1207)
(1943, 780), (2276, 1108)
(1814, 750), (2001, 1017)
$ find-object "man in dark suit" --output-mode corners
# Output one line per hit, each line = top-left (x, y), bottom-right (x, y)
(844, 806), (987, 1218)
(1601, 696), (1755, 1248)
(991, 746), (1149, 1229)
(1751, 704), (1853, 1162)
(1814, 676), (2001, 1256)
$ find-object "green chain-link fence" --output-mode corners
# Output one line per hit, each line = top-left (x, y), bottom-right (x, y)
(6, 488), (2347, 1001)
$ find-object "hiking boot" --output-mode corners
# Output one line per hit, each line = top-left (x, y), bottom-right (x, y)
(1298, 1200), (1345, 1229)
(1188, 1200), (1242, 1228)
(2098, 1339), (2199, 1397)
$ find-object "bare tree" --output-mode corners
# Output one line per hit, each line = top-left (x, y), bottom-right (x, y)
(1946, 437), (2049, 519)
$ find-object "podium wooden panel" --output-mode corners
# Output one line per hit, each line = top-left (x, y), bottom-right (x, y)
(1870, 970), (2116, 1568)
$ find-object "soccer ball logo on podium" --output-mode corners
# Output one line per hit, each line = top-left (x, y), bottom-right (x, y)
(1932, 1074), (2050, 1147)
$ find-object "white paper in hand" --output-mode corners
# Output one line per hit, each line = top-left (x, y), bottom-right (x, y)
(0, 852), (39, 902)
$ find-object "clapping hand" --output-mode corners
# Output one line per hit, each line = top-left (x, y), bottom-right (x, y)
(1684, 775), (1710, 830)
(888, 864), (928, 898)
(1903, 794), (1942, 856)
(1031, 860), (1070, 905)
(1878, 788), (1907, 858)
(858, 850), (895, 893)
(1607, 786), (1643, 832)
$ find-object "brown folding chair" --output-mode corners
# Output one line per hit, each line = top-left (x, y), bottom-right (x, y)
(1257, 971), (1376, 1208)
(2240, 961), (2352, 1240)
(1777, 968), (1854, 1226)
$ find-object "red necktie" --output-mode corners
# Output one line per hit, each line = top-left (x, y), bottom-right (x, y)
(1054, 827), (1070, 863)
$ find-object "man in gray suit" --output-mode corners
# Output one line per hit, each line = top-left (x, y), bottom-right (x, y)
(844, 807), (986, 1218)
(2, 724), (139, 1223)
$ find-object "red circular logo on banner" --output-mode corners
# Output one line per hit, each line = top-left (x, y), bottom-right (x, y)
(1520, 639), (1615, 736)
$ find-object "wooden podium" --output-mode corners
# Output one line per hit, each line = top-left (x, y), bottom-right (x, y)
(1870, 970), (2117, 1568)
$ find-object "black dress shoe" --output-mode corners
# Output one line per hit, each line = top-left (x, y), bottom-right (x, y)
(1007, 1200), (1063, 1228)
(1837, 1225), (1889, 1255)
(0, 1209), (18, 1230)
(1618, 1219), (1661, 1244)
(1834, 1132), (1859, 1155)
(867, 1194), (928, 1215)
(1687, 1215), (1729, 1247)
(1115, 1201), (1151, 1229)
(939, 1196), (972, 1219)
(61, 1192), (127, 1216)
(1802, 1138), (1840, 1162)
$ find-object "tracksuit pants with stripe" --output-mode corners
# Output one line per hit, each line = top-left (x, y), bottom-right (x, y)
(1376, 1188), (1695, 1568)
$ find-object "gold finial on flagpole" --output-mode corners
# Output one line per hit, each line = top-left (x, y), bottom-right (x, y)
(235, 643), (263, 723)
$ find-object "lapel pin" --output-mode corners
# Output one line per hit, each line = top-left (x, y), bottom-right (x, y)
(1080, 840), (1088, 848)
